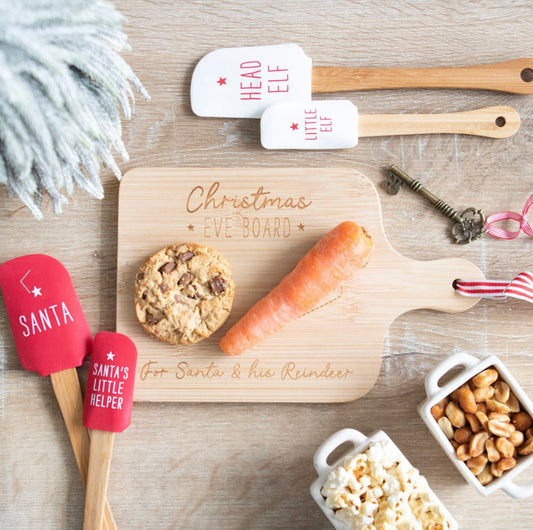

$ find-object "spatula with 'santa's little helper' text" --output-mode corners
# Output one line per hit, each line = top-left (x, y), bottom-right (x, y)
(260, 100), (520, 149)
(190, 43), (533, 118)
(83, 332), (137, 530)
(0, 254), (116, 530)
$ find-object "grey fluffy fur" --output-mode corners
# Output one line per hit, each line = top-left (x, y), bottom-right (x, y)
(0, 0), (149, 219)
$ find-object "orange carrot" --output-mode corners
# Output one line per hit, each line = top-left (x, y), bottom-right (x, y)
(219, 221), (374, 356)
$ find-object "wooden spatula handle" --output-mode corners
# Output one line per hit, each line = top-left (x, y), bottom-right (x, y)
(50, 368), (117, 530)
(312, 59), (533, 94)
(357, 105), (520, 139)
(84, 430), (115, 530)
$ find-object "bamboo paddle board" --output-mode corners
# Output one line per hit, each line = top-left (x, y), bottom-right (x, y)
(116, 168), (483, 402)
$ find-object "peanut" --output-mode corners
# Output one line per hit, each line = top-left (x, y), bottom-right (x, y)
(495, 437), (515, 459)
(454, 426), (473, 445)
(450, 440), (460, 451)
(473, 386), (495, 403)
(486, 399), (511, 414)
(457, 384), (477, 414)
(493, 457), (517, 477)
(477, 464), (494, 486)
(526, 428), (533, 440)
(485, 438), (501, 463)
(512, 411), (533, 432)
(456, 443), (470, 461)
(430, 398), (449, 421)
(488, 412), (510, 423)
(509, 430), (525, 448)
(467, 454), (488, 476)
(469, 431), (490, 458)
(518, 438), (533, 456)
(505, 392), (520, 413)
(476, 402), (488, 414)
(472, 368), (499, 388)
(488, 419), (515, 438)
(438, 416), (454, 440)
(446, 401), (466, 428)
(466, 413), (483, 433)
(474, 411), (489, 431)
(494, 380), (510, 403)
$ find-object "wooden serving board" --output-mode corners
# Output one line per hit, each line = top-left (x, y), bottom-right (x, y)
(116, 168), (483, 402)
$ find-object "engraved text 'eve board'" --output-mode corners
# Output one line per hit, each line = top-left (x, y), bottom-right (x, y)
(116, 168), (483, 402)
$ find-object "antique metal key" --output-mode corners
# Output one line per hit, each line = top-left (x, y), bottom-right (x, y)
(384, 165), (485, 244)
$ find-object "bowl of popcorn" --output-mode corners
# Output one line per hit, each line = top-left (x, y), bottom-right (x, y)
(419, 352), (533, 498)
(310, 428), (457, 529)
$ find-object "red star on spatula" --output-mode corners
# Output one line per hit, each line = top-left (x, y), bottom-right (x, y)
(290, 122), (299, 131)
(217, 77), (227, 86)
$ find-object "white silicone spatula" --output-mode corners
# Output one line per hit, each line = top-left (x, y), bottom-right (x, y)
(260, 100), (520, 149)
(190, 43), (533, 118)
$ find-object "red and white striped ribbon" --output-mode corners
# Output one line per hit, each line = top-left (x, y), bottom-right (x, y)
(484, 194), (533, 239)
(454, 271), (533, 303)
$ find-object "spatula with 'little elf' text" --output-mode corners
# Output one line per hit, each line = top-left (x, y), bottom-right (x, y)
(83, 331), (137, 530)
(190, 43), (533, 118)
(0, 254), (116, 530)
(260, 100), (520, 149)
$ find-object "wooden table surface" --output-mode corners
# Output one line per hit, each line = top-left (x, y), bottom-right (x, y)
(1, 1), (532, 528)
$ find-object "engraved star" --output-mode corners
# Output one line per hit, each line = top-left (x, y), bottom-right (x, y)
(297, 223), (305, 231)
(107, 352), (115, 361)
(187, 224), (195, 231)
(290, 122), (299, 131)
(217, 77), (227, 86)
(31, 286), (42, 297)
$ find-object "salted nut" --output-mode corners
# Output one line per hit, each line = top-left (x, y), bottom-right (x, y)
(433, 366), (533, 485)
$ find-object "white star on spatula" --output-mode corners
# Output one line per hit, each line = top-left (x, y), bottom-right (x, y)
(107, 352), (115, 361)
(31, 286), (42, 297)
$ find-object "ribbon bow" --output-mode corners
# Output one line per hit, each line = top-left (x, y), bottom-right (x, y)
(485, 194), (533, 239)
(454, 271), (533, 303)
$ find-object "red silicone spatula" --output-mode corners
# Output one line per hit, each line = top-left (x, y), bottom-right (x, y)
(83, 332), (137, 530)
(0, 254), (116, 530)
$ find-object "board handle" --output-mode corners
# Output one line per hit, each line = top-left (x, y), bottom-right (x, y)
(311, 59), (533, 94)
(358, 106), (520, 139)
(396, 257), (485, 314)
(50, 369), (117, 530)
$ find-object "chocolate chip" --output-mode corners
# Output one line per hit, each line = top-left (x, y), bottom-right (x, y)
(142, 292), (147, 300)
(159, 282), (169, 293)
(178, 272), (192, 286)
(177, 251), (194, 263)
(209, 276), (227, 294)
(159, 261), (177, 274)
(146, 311), (157, 325)
(136, 272), (144, 281)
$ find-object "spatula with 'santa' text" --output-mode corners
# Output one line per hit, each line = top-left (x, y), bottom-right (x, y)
(190, 43), (533, 118)
(0, 254), (116, 530)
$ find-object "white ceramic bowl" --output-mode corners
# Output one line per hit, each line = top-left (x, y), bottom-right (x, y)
(419, 352), (533, 498)
(310, 428), (458, 529)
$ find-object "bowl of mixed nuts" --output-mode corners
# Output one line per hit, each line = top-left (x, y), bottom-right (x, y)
(419, 353), (533, 498)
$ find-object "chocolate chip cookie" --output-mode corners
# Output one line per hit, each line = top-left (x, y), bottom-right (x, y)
(134, 243), (235, 345)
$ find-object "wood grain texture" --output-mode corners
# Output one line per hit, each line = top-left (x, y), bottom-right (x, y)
(311, 58), (533, 94)
(1, 0), (533, 528)
(84, 430), (115, 530)
(116, 167), (483, 402)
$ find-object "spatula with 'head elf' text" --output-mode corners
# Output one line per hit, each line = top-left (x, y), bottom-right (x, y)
(260, 100), (520, 149)
(0, 254), (116, 530)
(190, 43), (533, 118)
(83, 332), (137, 530)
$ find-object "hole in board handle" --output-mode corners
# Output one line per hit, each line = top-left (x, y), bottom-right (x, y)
(495, 116), (506, 128)
(520, 68), (533, 82)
